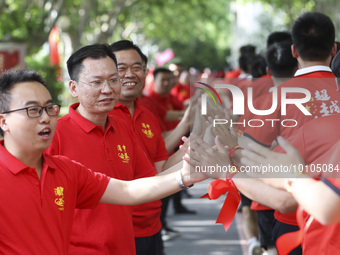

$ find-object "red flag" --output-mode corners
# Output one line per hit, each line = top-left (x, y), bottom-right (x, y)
(48, 26), (62, 80)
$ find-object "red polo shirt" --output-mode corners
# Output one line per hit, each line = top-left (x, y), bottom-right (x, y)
(0, 141), (109, 255)
(171, 83), (191, 103)
(47, 103), (155, 255)
(250, 75), (274, 100)
(243, 66), (340, 225)
(139, 91), (184, 132)
(244, 66), (340, 147)
(273, 114), (340, 225)
(110, 100), (168, 237)
(297, 142), (340, 254)
(275, 114), (340, 167)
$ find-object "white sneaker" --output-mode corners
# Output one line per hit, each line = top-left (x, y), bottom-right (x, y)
(248, 241), (262, 255)
(161, 227), (180, 242)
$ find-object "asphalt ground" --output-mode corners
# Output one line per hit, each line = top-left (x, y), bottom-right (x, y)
(163, 179), (249, 255)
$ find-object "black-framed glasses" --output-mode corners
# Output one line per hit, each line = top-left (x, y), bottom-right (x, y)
(2, 104), (61, 118)
(78, 78), (123, 89)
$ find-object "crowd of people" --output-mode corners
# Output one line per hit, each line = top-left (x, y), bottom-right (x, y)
(0, 10), (339, 255)
(186, 11), (340, 255)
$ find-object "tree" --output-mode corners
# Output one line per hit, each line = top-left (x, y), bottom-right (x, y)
(1, 0), (231, 66)
(0, 0), (64, 53)
(246, 0), (340, 31)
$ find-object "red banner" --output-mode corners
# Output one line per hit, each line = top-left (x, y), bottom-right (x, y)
(0, 43), (26, 74)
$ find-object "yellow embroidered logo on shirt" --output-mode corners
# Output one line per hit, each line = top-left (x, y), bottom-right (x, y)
(54, 186), (64, 211)
(141, 123), (154, 138)
(117, 144), (130, 163)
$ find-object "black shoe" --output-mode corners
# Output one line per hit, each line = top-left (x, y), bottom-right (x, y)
(175, 206), (196, 214)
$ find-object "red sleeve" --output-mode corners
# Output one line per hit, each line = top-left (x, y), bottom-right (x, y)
(273, 124), (307, 162)
(243, 92), (281, 147)
(52, 155), (110, 209)
(75, 165), (110, 208)
(322, 177), (340, 196)
(274, 115), (340, 165)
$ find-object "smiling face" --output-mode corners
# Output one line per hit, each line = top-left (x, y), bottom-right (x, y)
(0, 81), (57, 155)
(69, 56), (121, 122)
(114, 49), (146, 102)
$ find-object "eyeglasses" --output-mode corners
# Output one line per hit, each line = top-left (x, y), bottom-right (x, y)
(78, 78), (123, 89)
(3, 104), (61, 118)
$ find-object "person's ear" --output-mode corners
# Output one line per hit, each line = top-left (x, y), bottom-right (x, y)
(331, 42), (337, 57)
(336, 78), (340, 92)
(69, 80), (78, 98)
(291, 44), (299, 59)
(0, 114), (9, 134)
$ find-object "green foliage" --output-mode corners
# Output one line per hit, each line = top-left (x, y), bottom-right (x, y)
(25, 54), (64, 106)
(2, 0), (340, 83)
(245, 0), (340, 28)
(116, 0), (231, 70)
(0, 0), (62, 53)
(170, 39), (230, 71)
(0, 0), (232, 73)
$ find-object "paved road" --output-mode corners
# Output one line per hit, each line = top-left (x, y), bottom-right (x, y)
(163, 179), (248, 255)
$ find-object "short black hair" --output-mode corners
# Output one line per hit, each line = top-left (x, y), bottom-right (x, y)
(67, 44), (117, 81)
(239, 45), (256, 55)
(0, 69), (47, 136)
(331, 50), (340, 81)
(110, 40), (148, 66)
(265, 41), (298, 78)
(292, 12), (335, 61)
(267, 31), (292, 48)
(250, 54), (267, 79)
(153, 67), (172, 79)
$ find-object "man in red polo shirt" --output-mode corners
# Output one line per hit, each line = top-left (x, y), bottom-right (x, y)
(0, 69), (196, 255)
(138, 66), (195, 223)
(234, 40), (298, 255)
(46, 44), (196, 255)
(241, 12), (339, 255)
(169, 63), (191, 105)
(193, 12), (338, 255)
(109, 40), (185, 254)
(139, 67), (186, 133)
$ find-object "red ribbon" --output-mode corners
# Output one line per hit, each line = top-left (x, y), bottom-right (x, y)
(276, 207), (304, 255)
(201, 178), (241, 232)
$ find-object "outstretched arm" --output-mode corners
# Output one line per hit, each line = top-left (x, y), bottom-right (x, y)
(288, 178), (340, 225)
(232, 173), (298, 214)
(100, 159), (199, 206)
(183, 135), (299, 212)
(241, 136), (340, 225)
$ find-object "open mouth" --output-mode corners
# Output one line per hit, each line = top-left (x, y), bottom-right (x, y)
(123, 82), (137, 87)
(39, 128), (51, 137)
